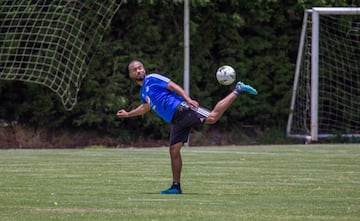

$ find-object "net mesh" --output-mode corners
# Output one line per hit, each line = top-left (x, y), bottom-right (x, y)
(289, 12), (360, 137)
(0, 0), (121, 110)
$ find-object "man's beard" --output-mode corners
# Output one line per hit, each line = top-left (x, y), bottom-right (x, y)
(135, 73), (146, 81)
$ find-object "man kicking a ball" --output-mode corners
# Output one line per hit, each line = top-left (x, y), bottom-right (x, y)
(116, 60), (257, 194)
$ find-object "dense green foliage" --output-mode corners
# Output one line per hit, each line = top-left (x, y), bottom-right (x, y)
(0, 0), (358, 143)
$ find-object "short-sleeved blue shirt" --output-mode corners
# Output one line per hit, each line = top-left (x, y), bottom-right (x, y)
(140, 74), (184, 123)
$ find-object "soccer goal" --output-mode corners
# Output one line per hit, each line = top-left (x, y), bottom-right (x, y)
(287, 7), (360, 142)
(0, 0), (122, 110)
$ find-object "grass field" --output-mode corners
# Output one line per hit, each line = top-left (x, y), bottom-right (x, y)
(0, 144), (359, 221)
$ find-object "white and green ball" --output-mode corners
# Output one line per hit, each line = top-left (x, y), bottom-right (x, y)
(216, 65), (236, 85)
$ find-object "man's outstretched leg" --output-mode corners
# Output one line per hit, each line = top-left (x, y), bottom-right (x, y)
(159, 142), (183, 194)
(206, 81), (257, 124)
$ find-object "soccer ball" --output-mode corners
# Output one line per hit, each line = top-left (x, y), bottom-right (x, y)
(216, 65), (236, 85)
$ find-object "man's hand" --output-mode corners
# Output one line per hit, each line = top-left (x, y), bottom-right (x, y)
(116, 109), (129, 118)
(186, 99), (199, 108)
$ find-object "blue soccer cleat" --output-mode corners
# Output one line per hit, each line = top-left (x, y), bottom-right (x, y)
(234, 81), (257, 95)
(159, 186), (182, 194)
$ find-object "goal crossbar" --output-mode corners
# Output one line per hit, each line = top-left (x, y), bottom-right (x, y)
(309, 7), (360, 15)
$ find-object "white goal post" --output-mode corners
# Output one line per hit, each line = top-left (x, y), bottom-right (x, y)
(287, 7), (360, 142)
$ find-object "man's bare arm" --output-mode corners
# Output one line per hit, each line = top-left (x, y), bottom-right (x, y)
(116, 103), (151, 118)
(167, 81), (199, 107)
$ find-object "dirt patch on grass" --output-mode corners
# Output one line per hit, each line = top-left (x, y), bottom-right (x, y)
(0, 125), (115, 148)
(0, 124), (257, 148)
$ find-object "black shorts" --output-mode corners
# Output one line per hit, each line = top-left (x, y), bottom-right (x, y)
(169, 102), (210, 145)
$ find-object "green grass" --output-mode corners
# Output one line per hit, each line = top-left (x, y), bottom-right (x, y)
(0, 144), (359, 221)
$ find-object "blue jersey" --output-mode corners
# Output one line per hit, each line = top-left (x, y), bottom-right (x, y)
(140, 74), (184, 123)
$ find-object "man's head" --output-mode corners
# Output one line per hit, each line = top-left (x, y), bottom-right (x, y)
(128, 60), (146, 83)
